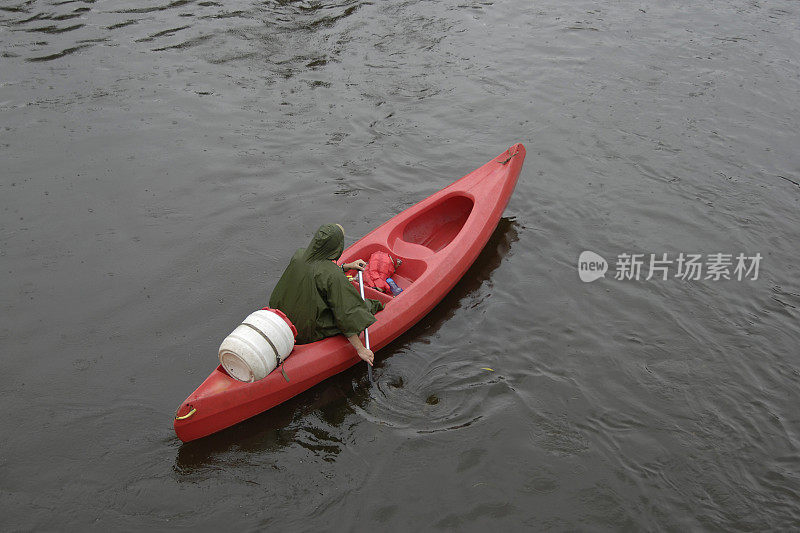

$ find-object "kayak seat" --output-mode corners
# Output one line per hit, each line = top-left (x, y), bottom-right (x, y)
(389, 239), (433, 260)
(386, 255), (427, 291)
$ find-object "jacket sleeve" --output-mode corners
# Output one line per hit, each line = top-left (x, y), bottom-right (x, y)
(322, 269), (381, 337)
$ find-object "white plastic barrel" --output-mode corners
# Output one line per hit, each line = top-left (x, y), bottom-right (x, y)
(218, 309), (296, 382)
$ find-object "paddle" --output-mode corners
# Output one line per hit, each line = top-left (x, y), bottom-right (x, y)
(357, 270), (374, 383)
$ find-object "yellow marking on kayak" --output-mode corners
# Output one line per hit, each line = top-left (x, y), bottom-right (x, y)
(481, 367), (494, 372)
(175, 407), (196, 420)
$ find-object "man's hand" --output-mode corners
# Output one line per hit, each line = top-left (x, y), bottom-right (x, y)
(343, 259), (367, 271)
(347, 333), (374, 366)
(356, 346), (374, 366)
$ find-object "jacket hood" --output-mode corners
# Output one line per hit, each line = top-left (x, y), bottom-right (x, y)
(303, 223), (344, 262)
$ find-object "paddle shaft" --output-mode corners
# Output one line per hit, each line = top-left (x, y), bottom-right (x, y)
(357, 270), (373, 382)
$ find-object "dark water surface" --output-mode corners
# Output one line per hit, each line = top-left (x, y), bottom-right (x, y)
(2, 0), (799, 529)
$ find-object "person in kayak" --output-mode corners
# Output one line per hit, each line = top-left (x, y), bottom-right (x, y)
(269, 223), (383, 365)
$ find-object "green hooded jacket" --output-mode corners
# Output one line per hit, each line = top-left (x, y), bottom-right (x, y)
(269, 224), (384, 344)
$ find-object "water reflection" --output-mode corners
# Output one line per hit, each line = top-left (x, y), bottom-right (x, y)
(174, 379), (356, 473)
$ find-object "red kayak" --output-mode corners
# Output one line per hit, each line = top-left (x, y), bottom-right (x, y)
(174, 143), (526, 442)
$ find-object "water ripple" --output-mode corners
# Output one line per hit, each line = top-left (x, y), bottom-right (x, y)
(27, 42), (91, 61)
(114, 0), (193, 15)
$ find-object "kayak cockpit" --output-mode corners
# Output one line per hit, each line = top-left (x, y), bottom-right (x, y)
(389, 194), (473, 254)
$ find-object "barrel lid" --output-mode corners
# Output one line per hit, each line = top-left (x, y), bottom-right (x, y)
(261, 307), (298, 338)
